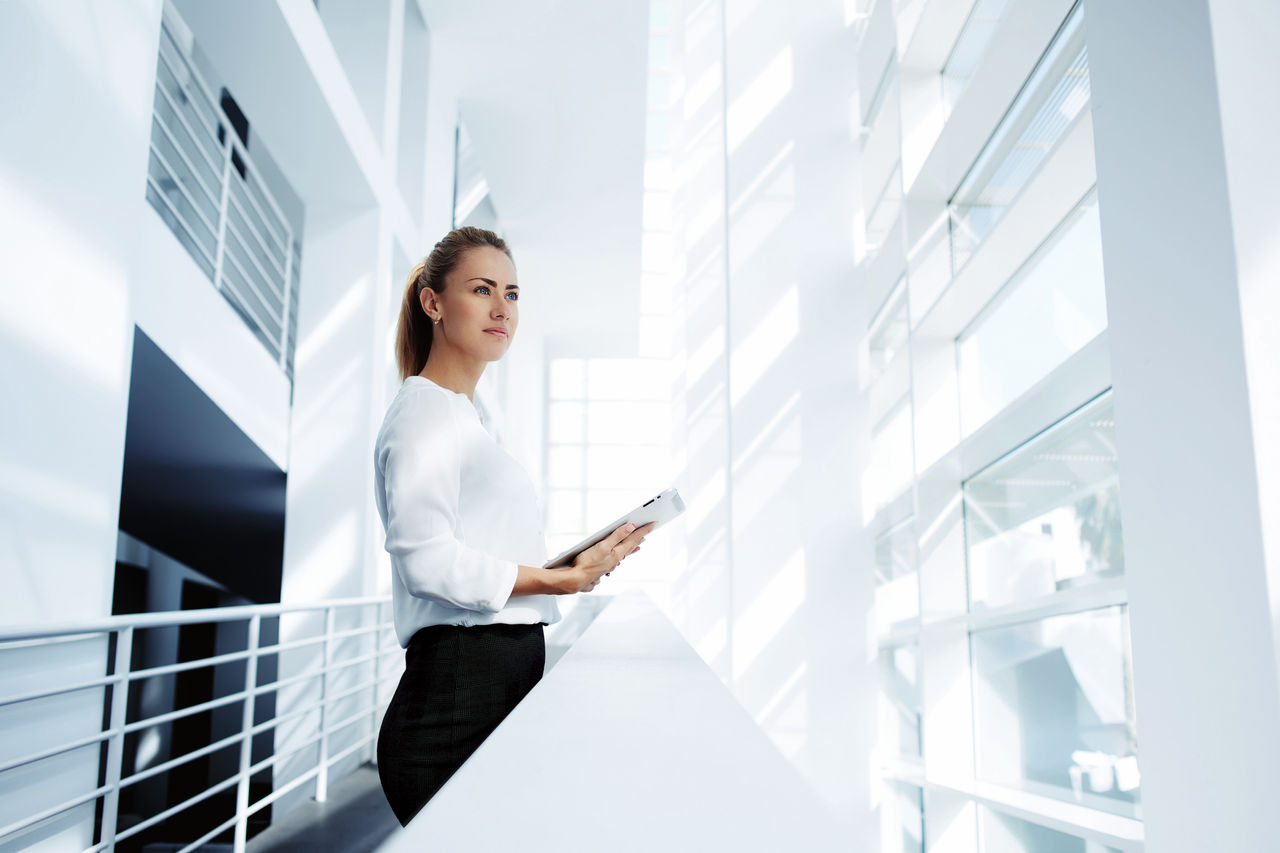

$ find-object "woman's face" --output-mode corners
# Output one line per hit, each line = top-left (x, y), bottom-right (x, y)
(426, 245), (519, 362)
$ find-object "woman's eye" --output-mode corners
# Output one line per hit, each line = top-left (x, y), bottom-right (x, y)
(505, 292), (519, 301)
(474, 285), (490, 295)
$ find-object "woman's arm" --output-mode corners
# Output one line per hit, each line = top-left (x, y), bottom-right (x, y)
(510, 521), (655, 597)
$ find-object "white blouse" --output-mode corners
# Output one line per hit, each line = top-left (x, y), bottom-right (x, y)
(374, 376), (561, 646)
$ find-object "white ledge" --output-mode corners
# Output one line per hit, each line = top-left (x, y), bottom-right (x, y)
(377, 591), (845, 851)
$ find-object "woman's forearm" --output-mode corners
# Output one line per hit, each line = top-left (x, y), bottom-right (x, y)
(510, 564), (577, 597)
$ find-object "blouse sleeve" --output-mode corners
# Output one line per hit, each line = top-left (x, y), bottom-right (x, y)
(377, 390), (518, 613)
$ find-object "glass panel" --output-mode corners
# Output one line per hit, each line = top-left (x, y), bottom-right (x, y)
(956, 191), (1106, 436)
(878, 642), (922, 760)
(548, 359), (586, 399)
(972, 606), (1140, 816)
(881, 780), (925, 853)
(941, 0), (1011, 114)
(546, 446), (583, 489)
(863, 399), (914, 517)
(875, 517), (918, 631)
(964, 395), (1121, 610)
(979, 806), (1122, 853)
(868, 278), (909, 385)
(866, 164), (903, 256)
(949, 3), (1089, 272)
(547, 402), (585, 443)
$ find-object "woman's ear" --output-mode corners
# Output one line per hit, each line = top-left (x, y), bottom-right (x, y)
(418, 287), (438, 320)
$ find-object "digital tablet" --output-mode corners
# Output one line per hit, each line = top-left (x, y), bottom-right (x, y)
(543, 488), (686, 569)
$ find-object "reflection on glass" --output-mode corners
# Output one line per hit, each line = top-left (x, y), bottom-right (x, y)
(941, 0), (1010, 114)
(972, 606), (1140, 816)
(949, 3), (1089, 272)
(863, 399), (914, 519)
(964, 394), (1121, 609)
(875, 517), (918, 631)
(979, 806), (1122, 853)
(882, 780), (925, 853)
(868, 278), (909, 385)
(956, 190), (1106, 435)
(866, 164), (904, 259)
(878, 641), (922, 760)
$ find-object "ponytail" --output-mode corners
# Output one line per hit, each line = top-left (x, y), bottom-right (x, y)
(395, 226), (512, 381)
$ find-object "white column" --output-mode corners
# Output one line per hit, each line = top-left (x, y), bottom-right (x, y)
(1084, 3), (1280, 850)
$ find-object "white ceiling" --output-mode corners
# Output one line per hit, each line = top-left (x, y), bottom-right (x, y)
(419, 0), (652, 354)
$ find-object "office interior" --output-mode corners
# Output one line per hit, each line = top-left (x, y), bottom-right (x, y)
(1, 0), (1278, 851)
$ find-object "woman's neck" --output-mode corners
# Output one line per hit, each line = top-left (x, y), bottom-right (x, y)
(419, 349), (484, 402)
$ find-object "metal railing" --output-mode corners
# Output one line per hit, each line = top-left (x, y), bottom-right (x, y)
(0, 596), (401, 852)
(145, 12), (301, 377)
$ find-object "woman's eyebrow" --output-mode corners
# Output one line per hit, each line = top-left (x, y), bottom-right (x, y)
(465, 277), (518, 290)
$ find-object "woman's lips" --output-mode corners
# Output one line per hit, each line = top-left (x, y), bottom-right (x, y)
(484, 329), (508, 338)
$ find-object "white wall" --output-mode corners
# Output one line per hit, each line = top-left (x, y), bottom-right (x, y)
(0, 1), (294, 848)
(659, 0), (873, 838)
(1085, 2), (1280, 850)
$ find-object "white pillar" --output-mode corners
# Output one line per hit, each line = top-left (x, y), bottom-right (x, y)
(1085, 2), (1280, 850)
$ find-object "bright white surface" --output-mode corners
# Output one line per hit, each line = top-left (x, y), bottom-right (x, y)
(377, 591), (845, 851)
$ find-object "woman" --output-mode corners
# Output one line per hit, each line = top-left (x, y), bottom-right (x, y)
(373, 226), (652, 825)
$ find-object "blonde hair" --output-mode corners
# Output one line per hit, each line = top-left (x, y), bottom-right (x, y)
(395, 226), (513, 381)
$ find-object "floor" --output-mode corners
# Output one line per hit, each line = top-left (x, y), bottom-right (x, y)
(245, 765), (399, 853)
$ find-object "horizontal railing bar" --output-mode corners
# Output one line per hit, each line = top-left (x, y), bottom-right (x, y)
(319, 676), (380, 711)
(227, 171), (290, 256)
(122, 687), (249, 734)
(0, 596), (389, 643)
(0, 671), (122, 709)
(154, 40), (223, 140)
(249, 698), (321, 737)
(323, 730), (375, 770)
(119, 730), (245, 790)
(145, 173), (218, 267)
(129, 646), (254, 681)
(259, 633), (327, 655)
(244, 763), (320, 819)
(80, 840), (110, 853)
(115, 771), (240, 842)
(177, 811), (239, 853)
(150, 66), (222, 173)
(253, 666), (325, 698)
(225, 188), (288, 276)
(224, 215), (287, 310)
(147, 141), (219, 235)
(0, 725), (120, 775)
(224, 132), (293, 242)
(0, 783), (112, 841)
(150, 94), (221, 197)
(321, 705), (376, 740)
(219, 242), (281, 338)
(250, 731), (322, 776)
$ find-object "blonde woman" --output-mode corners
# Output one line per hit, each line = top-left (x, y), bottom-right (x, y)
(373, 226), (652, 824)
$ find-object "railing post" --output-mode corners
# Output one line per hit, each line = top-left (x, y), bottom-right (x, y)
(316, 606), (335, 803)
(370, 603), (382, 764)
(211, 132), (234, 292)
(233, 614), (261, 853)
(98, 627), (133, 850)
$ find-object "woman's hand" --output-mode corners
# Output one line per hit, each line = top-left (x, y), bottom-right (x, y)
(561, 521), (654, 594)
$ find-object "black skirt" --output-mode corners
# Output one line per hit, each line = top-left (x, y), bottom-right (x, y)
(377, 622), (545, 825)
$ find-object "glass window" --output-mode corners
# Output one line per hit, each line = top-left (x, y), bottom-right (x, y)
(868, 277), (909, 385)
(876, 516), (918, 631)
(971, 606), (1140, 816)
(941, 0), (1011, 114)
(863, 399), (914, 518)
(979, 806), (1123, 853)
(949, 3), (1089, 272)
(956, 190), (1107, 436)
(878, 641), (922, 760)
(866, 163), (904, 257)
(882, 780), (925, 853)
(964, 394), (1122, 610)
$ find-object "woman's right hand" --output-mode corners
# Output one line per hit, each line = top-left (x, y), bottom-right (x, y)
(560, 521), (654, 594)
